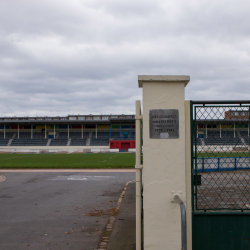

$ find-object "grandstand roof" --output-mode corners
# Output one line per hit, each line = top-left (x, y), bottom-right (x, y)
(0, 114), (135, 124)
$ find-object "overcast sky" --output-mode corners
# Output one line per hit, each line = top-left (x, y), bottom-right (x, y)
(1, 0), (250, 117)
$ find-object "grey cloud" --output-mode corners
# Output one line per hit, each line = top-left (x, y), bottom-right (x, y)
(1, 0), (250, 117)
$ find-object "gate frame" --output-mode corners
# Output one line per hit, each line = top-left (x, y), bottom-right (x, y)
(190, 100), (250, 250)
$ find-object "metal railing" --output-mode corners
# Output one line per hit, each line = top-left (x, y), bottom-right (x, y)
(173, 194), (187, 250)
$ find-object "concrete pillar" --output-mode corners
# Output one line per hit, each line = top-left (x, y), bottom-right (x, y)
(95, 124), (97, 138)
(31, 125), (33, 139)
(138, 75), (189, 250)
(81, 124), (83, 139)
(4, 125), (5, 139)
(18, 124), (19, 139)
(45, 124), (47, 139)
(68, 124), (69, 139)
(54, 124), (56, 139)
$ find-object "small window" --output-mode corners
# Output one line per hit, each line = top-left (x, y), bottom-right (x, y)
(78, 117), (85, 120)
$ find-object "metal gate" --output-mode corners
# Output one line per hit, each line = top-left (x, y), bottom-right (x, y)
(191, 101), (250, 250)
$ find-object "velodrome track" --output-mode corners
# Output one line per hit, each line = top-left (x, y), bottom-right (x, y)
(195, 169), (250, 210)
(0, 170), (135, 250)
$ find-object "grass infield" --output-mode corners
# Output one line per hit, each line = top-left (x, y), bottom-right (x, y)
(0, 153), (135, 169)
(197, 152), (250, 158)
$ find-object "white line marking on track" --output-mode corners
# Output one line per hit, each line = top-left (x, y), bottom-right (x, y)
(0, 175), (6, 182)
(52, 175), (115, 181)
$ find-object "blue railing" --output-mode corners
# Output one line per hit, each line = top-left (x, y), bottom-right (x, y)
(195, 157), (250, 173)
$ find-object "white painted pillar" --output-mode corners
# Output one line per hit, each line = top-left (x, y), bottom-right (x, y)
(18, 124), (19, 139)
(68, 124), (69, 139)
(96, 124), (97, 138)
(4, 125), (5, 139)
(138, 75), (190, 250)
(45, 124), (47, 139)
(81, 124), (83, 138)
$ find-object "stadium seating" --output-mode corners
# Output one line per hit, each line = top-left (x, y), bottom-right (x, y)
(0, 139), (9, 146)
(110, 131), (135, 140)
(194, 131), (244, 145)
(97, 132), (109, 138)
(0, 132), (16, 139)
(11, 139), (48, 146)
(57, 132), (68, 139)
(90, 138), (109, 146)
(33, 132), (46, 139)
(240, 131), (249, 144)
(0, 129), (136, 147)
(110, 132), (120, 138)
(70, 138), (87, 146)
(50, 139), (68, 146)
(17, 132), (47, 139)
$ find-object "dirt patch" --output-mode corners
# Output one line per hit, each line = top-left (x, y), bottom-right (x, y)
(85, 208), (119, 217)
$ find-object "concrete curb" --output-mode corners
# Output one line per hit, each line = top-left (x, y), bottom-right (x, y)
(0, 175), (6, 182)
(95, 180), (135, 250)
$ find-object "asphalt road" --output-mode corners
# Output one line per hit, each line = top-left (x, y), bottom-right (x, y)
(0, 171), (135, 250)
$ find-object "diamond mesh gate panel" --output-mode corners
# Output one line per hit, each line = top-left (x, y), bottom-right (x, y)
(192, 102), (250, 211)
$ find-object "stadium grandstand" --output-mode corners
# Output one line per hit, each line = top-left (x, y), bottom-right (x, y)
(0, 114), (136, 151)
(0, 109), (249, 152)
(195, 109), (250, 148)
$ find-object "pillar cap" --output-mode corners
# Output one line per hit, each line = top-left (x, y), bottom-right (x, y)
(138, 75), (190, 88)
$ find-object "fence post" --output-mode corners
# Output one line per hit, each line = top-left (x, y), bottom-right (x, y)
(138, 75), (190, 250)
(135, 100), (142, 250)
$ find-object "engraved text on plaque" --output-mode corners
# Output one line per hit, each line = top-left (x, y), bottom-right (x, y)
(150, 109), (179, 139)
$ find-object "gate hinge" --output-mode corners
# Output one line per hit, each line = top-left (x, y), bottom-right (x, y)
(135, 164), (143, 169)
(135, 115), (143, 120)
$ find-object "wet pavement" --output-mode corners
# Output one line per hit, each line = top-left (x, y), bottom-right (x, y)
(0, 171), (135, 250)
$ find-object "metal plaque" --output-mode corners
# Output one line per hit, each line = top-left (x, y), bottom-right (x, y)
(150, 109), (179, 139)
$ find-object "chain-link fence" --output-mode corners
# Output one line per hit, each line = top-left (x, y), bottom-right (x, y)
(191, 101), (250, 211)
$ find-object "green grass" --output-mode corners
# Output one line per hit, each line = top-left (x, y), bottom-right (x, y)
(196, 152), (250, 158)
(0, 153), (136, 169)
